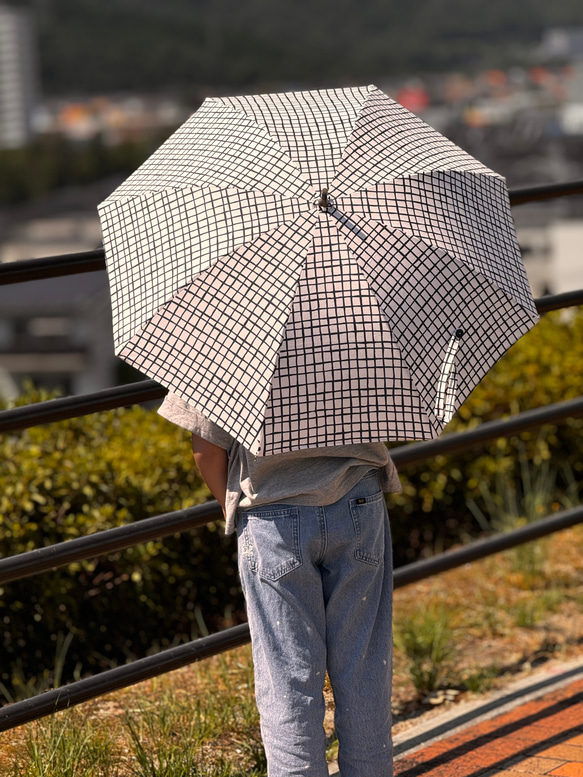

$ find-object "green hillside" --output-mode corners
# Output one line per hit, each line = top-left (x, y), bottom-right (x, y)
(6, 0), (583, 95)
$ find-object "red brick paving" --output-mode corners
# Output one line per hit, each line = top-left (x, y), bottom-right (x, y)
(394, 678), (583, 777)
(549, 765), (583, 777)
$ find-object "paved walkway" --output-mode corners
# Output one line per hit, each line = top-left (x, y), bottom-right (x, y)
(393, 673), (583, 777)
(328, 660), (583, 776)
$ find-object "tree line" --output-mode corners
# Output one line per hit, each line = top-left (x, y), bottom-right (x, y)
(5, 0), (583, 96)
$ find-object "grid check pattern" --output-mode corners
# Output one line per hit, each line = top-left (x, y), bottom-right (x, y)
(262, 215), (435, 453)
(119, 215), (315, 452)
(98, 84), (539, 453)
(217, 86), (369, 191)
(339, 216), (536, 430)
(98, 99), (317, 353)
(332, 86), (498, 196)
(336, 171), (536, 314)
(102, 100), (311, 202)
(101, 188), (310, 349)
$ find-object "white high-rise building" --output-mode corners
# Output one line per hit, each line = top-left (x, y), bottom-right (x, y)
(0, 4), (38, 149)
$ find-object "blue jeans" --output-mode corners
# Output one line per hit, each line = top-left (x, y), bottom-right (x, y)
(236, 471), (393, 777)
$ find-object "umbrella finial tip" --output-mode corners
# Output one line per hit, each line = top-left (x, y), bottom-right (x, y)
(318, 187), (329, 210)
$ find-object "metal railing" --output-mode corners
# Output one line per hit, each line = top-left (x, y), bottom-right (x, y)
(0, 176), (582, 732)
(2, 393), (583, 588)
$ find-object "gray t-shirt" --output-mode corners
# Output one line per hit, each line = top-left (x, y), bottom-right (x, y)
(158, 393), (402, 535)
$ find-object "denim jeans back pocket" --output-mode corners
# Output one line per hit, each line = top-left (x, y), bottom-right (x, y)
(349, 491), (386, 566)
(241, 507), (301, 581)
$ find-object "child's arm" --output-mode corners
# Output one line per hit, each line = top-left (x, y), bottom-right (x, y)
(191, 433), (228, 514)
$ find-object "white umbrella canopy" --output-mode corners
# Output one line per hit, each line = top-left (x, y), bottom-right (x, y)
(98, 84), (538, 456)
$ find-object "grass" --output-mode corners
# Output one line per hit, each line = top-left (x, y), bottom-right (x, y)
(9, 710), (118, 777)
(0, 632), (79, 705)
(2, 648), (266, 777)
(2, 522), (583, 774)
(391, 520), (583, 713)
(394, 602), (458, 695)
(466, 440), (580, 585)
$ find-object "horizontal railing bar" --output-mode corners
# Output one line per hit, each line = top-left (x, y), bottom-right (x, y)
(0, 179), (582, 287)
(0, 501), (222, 585)
(0, 248), (106, 285)
(508, 178), (583, 206)
(389, 394), (583, 468)
(393, 503), (583, 587)
(0, 623), (251, 732)
(535, 288), (583, 313)
(0, 380), (167, 433)
(1, 503), (581, 731)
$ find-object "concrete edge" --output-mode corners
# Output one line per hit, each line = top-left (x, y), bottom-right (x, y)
(393, 657), (583, 758)
(327, 656), (583, 774)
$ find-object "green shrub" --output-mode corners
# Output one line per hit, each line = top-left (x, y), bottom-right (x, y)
(0, 388), (244, 702)
(388, 307), (583, 563)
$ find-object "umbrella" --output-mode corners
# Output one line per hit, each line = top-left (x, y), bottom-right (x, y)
(97, 84), (539, 456)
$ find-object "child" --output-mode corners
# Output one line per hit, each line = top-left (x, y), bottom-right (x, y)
(159, 391), (402, 777)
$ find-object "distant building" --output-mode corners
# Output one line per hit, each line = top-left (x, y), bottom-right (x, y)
(0, 213), (103, 264)
(0, 178), (129, 400)
(0, 271), (117, 398)
(547, 221), (583, 295)
(0, 4), (38, 149)
(515, 218), (583, 298)
(0, 176), (119, 261)
(541, 28), (583, 62)
(35, 93), (191, 145)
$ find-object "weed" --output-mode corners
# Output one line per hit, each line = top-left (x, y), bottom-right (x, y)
(122, 682), (238, 776)
(481, 605), (506, 637)
(15, 710), (118, 777)
(537, 590), (564, 612)
(511, 599), (541, 628)
(119, 655), (265, 777)
(394, 602), (457, 696)
(123, 702), (202, 777)
(461, 664), (499, 694)
(466, 437), (579, 584)
(231, 734), (267, 775)
(326, 736), (339, 763)
(0, 631), (79, 704)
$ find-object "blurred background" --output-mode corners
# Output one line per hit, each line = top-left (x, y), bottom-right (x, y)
(1, 0), (583, 400)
